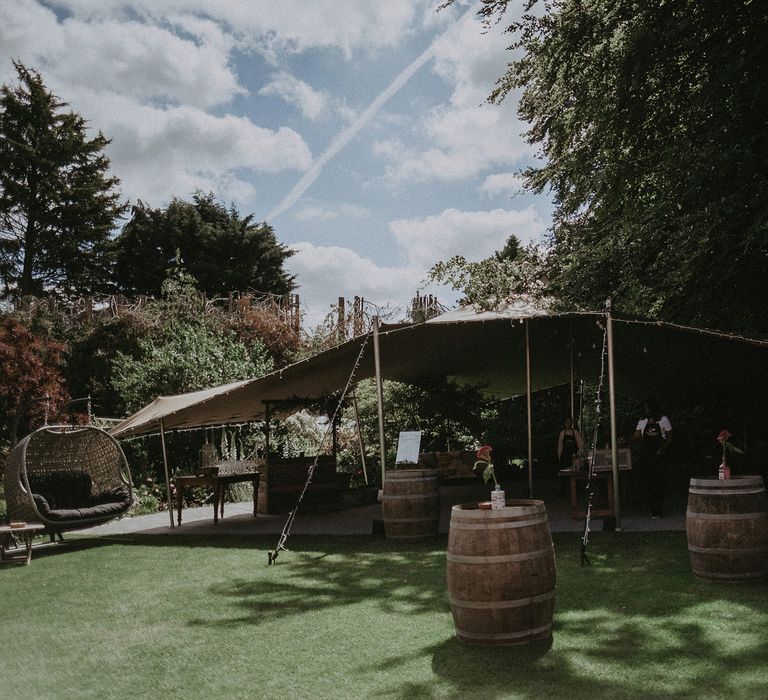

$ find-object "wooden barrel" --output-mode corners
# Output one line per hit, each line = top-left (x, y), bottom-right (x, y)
(686, 476), (768, 581)
(447, 500), (556, 645)
(381, 469), (440, 539)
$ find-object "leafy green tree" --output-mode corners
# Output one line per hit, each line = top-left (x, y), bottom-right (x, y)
(429, 239), (546, 309)
(110, 275), (274, 414)
(111, 192), (295, 298)
(0, 62), (125, 299)
(338, 378), (494, 477)
(461, 0), (768, 333)
(112, 322), (272, 414)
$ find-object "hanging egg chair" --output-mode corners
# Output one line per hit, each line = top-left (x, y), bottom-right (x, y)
(3, 425), (133, 536)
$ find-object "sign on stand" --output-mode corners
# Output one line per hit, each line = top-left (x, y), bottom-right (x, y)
(395, 431), (422, 466)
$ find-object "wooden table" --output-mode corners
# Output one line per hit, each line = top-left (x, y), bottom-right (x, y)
(0, 523), (46, 565)
(559, 467), (631, 520)
(173, 472), (260, 526)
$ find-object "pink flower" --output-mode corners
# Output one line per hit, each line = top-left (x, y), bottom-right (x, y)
(717, 429), (732, 444)
(476, 445), (493, 462)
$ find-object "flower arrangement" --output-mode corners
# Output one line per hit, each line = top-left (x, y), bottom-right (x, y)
(717, 429), (743, 468)
(474, 444), (499, 487)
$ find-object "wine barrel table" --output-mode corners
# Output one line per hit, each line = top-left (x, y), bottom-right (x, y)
(686, 475), (768, 581)
(447, 500), (556, 645)
(381, 468), (440, 539)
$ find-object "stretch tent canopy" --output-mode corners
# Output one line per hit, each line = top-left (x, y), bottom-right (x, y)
(110, 302), (768, 530)
(110, 304), (768, 439)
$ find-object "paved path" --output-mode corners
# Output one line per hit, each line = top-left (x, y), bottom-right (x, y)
(81, 482), (685, 538)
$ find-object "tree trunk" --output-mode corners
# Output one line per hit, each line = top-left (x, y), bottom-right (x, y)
(20, 217), (36, 297)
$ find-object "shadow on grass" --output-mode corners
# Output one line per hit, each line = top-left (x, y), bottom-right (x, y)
(185, 536), (451, 627)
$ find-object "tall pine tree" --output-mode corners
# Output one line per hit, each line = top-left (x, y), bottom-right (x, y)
(0, 61), (126, 299)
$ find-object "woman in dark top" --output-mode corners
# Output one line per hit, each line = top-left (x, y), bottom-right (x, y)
(558, 417), (585, 469)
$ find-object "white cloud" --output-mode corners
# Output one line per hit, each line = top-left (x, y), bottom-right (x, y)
(0, 2), (242, 109)
(287, 242), (421, 326)
(375, 7), (532, 183)
(43, 0), (429, 58)
(0, 1), (314, 206)
(259, 72), (329, 121)
(294, 203), (372, 222)
(71, 91), (312, 205)
(389, 207), (545, 270)
(479, 172), (526, 197)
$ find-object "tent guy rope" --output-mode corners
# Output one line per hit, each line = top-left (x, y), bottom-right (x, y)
(268, 334), (371, 565)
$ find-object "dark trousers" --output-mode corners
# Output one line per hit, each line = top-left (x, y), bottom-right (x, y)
(639, 454), (664, 516)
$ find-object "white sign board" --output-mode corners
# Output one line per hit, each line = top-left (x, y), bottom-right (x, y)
(395, 431), (422, 465)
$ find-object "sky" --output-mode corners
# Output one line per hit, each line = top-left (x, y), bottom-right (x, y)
(0, 0), (552, 327)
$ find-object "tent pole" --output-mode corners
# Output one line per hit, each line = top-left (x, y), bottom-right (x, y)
(606, 300), (621, 530)
(159, 418), (175, 529)
(373, 317), (387, 486)
(264, 402), (272, 459)
(525, 319), (534, 498)
(351, 388), (369, 485)
(569, 328), (575, 421)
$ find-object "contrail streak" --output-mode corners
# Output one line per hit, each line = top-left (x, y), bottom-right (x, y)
(265, 11), (470, 222)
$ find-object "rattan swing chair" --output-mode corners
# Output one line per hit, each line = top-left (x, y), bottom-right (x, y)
(3, 424), (134, 539)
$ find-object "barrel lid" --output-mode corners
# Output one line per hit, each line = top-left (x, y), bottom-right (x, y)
(689, 475), (765, 488)
(451, 500), (545, 518)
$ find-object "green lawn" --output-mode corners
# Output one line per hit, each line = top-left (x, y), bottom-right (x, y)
(1, 532), (766, 700)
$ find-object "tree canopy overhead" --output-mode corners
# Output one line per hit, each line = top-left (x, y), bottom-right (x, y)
(112, 192), (296, 299)
(0, 62), (125, 300)
(474, 0), (768, 334)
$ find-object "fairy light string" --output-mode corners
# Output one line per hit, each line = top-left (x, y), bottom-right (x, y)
(580, 310), (610, 566)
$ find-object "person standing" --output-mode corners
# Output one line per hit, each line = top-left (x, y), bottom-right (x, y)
(558, 417), (585, 470)
(633, 398), (673, 518)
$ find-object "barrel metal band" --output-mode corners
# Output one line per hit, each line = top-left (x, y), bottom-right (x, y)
(447, 547), (553, 564)
(687, 511), (768, 520)
(382, 494), (439, 501)
(450, 590), (555, 609)
(387, 476), (438, 483)
(688, 544), (768, 555)
(386, 517), (439, 523)
(449, 516), (548, 530)
(455, 622), (552, 641)
(689, 488), (765, 496)
(693, 569), (768, 580)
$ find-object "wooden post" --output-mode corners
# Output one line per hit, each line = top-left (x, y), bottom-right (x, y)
(264, 402), (272, 459)
(338, 297), (346, 342)
(525, 319), (534, 498)
(352, 388), (369, 485)
(372, 317), (387, 486)
(606, 299), (621, 530)
(159, 418), (175, 529)
(263, 402), (273, 514)
(331, 409), (339, 457)
(569, 325), (576, 422)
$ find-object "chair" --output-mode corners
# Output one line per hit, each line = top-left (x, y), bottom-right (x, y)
(3, 425), (133, 537)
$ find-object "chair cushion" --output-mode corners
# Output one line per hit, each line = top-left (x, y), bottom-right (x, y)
(91, 485), (131, 507)
(28, 470), (92, 509)
(29, 472), (131, 523)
